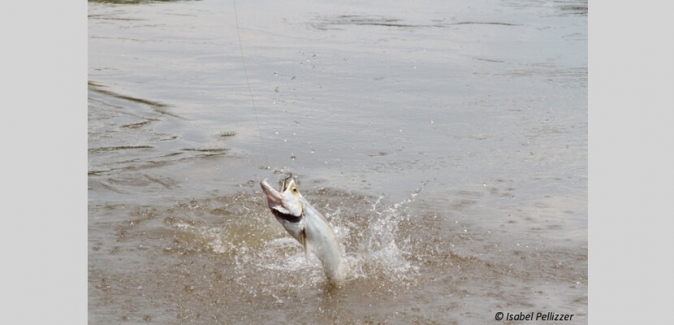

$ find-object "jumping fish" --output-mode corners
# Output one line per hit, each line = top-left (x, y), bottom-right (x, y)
(260, 176), (352, 284)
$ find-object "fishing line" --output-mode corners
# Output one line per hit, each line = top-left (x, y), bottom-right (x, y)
(232, 0), (269, 168)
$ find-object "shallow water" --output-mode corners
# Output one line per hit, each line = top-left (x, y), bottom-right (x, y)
(88, 0), (587, 323)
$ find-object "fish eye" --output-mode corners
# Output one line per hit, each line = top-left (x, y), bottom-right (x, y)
(291, 186), (298, 194)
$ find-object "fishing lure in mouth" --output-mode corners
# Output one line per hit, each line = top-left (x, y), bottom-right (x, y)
(260, 176), (352, 284)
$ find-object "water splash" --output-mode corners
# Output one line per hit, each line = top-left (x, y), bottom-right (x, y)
(347, 183), (428, 284)
(161, 182), (428, 290)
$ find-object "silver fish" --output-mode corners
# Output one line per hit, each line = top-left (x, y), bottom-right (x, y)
(260, 176), (352, 284)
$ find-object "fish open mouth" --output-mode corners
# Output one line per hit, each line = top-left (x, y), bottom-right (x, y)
(271, 208), (302, 223)
(261, 178), (303, 223)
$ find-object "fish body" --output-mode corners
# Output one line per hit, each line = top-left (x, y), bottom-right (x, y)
(260, 177), (351, 284)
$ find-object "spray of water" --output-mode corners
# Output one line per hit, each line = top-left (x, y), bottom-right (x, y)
(162, 181), (427, 292)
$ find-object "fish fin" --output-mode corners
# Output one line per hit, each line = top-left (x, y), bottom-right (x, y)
(300, 228), (309, 263)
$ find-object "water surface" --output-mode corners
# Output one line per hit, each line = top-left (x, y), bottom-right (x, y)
(89, 0), (587, 323)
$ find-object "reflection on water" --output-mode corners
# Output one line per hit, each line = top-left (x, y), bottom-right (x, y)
(89, 0), (587, 323)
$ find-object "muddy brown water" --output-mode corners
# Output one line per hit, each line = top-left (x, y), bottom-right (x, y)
(88, 0), (587, 323)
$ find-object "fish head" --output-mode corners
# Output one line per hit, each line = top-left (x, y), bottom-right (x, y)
(260, 177), (304, 222)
